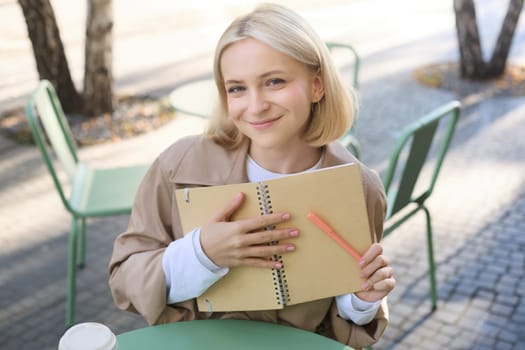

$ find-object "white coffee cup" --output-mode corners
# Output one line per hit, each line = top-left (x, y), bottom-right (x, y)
(59, 322), (117, 350)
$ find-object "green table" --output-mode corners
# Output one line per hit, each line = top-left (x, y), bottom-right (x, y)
(169, 78), (216, 118)
(117, 319), (353, 349)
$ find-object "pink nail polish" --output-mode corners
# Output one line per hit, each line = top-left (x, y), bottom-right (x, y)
(289, 230), (299, 237)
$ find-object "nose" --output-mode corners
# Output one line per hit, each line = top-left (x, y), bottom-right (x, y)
(247, 89), (269, 114)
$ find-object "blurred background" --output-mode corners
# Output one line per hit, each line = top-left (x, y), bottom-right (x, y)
(1, 0), (524, 349)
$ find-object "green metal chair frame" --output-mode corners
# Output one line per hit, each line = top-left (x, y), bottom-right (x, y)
(25, 80), (149, 327)
(325, 41), (360, 89)
(326, 41), (362, 159)
(382, 100), (461, 311)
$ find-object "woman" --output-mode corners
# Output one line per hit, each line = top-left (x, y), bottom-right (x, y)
(109, 3), (395, 348)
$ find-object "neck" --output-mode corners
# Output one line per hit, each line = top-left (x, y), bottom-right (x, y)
(249, 144), (323, 174)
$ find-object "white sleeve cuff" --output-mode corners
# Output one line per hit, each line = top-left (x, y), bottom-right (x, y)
(335, 293), (382, 325)
(162, 228), (229, 304)
(192, 228), (225, 273)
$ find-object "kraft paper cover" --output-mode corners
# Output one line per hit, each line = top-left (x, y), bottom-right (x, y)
(174, 163), (372, 312)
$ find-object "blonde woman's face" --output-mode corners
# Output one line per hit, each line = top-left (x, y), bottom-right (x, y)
(220, 38), (323, 153)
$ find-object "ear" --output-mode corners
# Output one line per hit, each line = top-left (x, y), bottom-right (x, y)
(311, 70), (325, 103)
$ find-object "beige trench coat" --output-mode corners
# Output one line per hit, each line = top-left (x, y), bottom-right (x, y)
(109, 135), (389, 349)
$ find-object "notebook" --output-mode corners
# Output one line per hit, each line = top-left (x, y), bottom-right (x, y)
(175, 163), (373, 312)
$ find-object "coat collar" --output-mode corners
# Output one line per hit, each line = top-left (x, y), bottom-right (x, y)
(168, 136), (249, 186)
(322, 141), (359, 167)
(168, 136), (357, 187)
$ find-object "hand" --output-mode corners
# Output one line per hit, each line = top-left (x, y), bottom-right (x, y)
(200, 192), (299, 269)
(355, 243), (396, 302)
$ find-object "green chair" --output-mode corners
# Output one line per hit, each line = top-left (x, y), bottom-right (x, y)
(383, 100), (461, 311)
(340, 100), (460, 311)
(325, 41), (360, 90)
(25, 80), (149, 326)
(326, 41), (361, 159)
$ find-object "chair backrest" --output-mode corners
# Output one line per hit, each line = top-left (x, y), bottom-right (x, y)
(327, 41), (361, 159)
(325, 41), (360, 89)
(338, 130), (361, 160)
(25, 80), (80, 209)
(383, 100), (461, 220)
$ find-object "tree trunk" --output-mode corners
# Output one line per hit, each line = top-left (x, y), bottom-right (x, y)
(486, 0), (524, 76)
(83, 0), (114, 116)
(454, 0), (523, 80)
(18, 0), (83, 113)
(453, 0), (486, 79)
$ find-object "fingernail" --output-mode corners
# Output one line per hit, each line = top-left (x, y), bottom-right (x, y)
(282, 213), (290, 220)
(359, 259), (365, 267)
(289, 230), (299, 237)
(274, 262), (283, 269)
(286, 245), (295, 251)
(361, 282), (369, 290)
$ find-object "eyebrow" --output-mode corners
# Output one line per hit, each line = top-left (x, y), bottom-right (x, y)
(224, 70), (286, 85)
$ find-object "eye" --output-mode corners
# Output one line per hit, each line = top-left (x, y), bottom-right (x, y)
(226, 85), (245, 94)
(266, 78), (285, 87)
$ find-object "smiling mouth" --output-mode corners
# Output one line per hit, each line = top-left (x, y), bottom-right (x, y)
(249, 116), (282, 129)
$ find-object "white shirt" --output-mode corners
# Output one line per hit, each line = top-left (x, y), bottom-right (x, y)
(163, 155), (381, 325)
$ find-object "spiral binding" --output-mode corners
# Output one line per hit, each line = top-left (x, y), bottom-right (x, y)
(257, 182), (290, 305)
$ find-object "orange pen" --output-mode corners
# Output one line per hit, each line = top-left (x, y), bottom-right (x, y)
(306, 212), (362, 262)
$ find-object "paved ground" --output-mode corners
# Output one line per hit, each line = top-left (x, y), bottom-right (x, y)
(1, 1), (524, 349)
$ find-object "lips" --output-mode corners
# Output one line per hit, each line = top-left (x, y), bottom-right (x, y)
(249, 116), (282, 129)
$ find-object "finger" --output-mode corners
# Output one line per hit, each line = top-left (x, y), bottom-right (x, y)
(368, 276), (396, 293)
(237, 212), (292, 232)
(359, 242), (383, 267)
(234, 257), (284, 269)
(242, 228), (299, 246)
(209, 192), (245, 223)
(361, 266), (394, 290)
(360, 254), (390, 280)
(239, 242), (296, 259)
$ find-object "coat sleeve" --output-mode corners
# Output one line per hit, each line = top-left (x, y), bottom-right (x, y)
(329, 167), (389, 348)
(108, 157), (197, 325)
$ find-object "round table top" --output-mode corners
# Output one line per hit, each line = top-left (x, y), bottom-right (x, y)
(169, 78), (217, 118)
(117, 319), (353, 350)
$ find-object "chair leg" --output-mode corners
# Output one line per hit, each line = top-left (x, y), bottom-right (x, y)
(349, 140), (361, 160)
(76, 218), (87, 269)
(339, 130), (361, 160)
(422, 206), (438, 311)
(66, 218), (79, 327)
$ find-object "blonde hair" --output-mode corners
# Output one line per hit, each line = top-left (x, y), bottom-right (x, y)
(206, 3), (357, 149)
